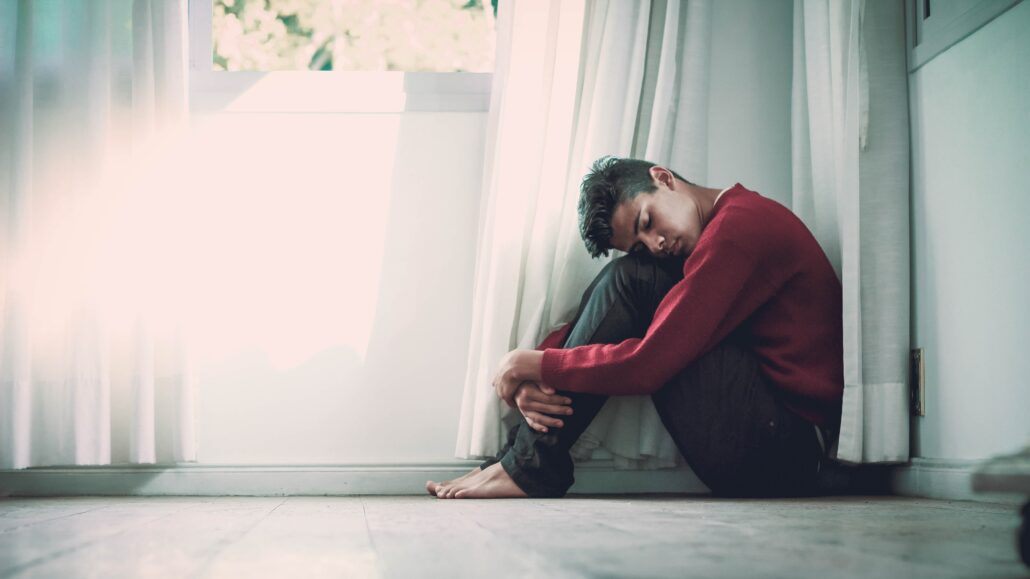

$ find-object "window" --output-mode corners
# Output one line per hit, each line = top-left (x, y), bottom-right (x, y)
(906, 0), (1021, 71)
(211, 0), (496, 72)
(189, 0), (494, 113)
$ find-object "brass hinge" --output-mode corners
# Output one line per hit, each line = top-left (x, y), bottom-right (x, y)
(910, 348), (926, 417)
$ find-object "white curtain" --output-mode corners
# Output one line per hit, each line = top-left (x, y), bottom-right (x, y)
(456, 0), (713, 469)
(0, 0), (195, 469)
(792, 0), (910, 463)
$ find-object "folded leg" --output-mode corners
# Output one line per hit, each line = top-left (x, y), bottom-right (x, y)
(485, 254), (685, 497)
(651, 343), (823, 497)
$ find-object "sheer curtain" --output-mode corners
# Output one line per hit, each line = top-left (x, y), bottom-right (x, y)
(456, 0), (713, 469)
(0, 0), (195, 469)
(792, 0), (910, 463)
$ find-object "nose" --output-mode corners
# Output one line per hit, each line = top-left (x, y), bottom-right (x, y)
(645, 234), (665, 255)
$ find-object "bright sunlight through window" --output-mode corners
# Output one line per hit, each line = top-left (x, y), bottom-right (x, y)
(211, 0), (497, 72)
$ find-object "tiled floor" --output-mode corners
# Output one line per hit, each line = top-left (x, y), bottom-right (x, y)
(0, 495), (1025, 578)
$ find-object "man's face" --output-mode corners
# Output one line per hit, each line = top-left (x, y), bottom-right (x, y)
(609, 180), (704, 258)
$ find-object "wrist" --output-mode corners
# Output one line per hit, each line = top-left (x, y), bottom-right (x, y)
(517, 349), (544, 382)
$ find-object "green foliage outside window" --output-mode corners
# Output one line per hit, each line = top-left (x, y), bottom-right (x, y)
(212, 0), (496, 72)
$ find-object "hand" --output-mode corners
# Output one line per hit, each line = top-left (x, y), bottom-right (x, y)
(514, 382), (573, 433)
(492, 349), (544, 408)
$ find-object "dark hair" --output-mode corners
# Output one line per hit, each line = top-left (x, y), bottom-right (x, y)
(577, 156), (689, 258)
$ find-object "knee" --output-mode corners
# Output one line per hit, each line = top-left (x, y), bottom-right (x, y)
(600, 255), (637, 294)
(603, 253), (681, 295)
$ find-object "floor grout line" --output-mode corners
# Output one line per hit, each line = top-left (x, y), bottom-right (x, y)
(358, 496), (382, 577)
(189, 498), (288, 578)
(0, 503), (118, 536)
(0, 504), (194, 577)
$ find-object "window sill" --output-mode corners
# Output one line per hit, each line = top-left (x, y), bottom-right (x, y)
(190, 71), (492, 114)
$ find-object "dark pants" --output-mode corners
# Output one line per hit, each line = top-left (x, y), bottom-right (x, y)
(481, 253), (826, 498)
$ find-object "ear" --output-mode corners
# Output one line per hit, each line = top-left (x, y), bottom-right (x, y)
(649, 166), (674, 189)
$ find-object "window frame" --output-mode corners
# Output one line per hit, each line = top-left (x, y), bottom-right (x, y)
(906, 0), (1023, 71)
(187, 0), (493, 113)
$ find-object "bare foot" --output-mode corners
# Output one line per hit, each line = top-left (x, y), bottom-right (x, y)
(426, 467), (481, 496)
(434, 467), (487, 499)
(439, 462), (529, 499)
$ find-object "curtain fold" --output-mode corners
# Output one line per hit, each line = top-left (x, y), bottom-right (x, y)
(456, 0), (713, 469)
(0, 0), (195, 469)
(456, 0), (594, 461)
(792, 0), (910, 463)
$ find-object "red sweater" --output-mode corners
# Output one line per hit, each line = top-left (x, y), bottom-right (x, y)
(539, 184), (844, 427)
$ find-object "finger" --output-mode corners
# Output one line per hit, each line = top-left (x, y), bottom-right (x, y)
(525, 417), (547, 433)
(526, 411), (564, 429)
(527, 389), (576, 407)
(525, 401), (574, 415)
(540, 384), (556, 395)
(524, 390), (573, 407)
(525, 415), (551, 432)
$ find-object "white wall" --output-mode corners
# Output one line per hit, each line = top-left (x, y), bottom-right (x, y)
(191, 112), (486, 464)
(909, 1), (1030, 460)
(707, 0), (794, 207)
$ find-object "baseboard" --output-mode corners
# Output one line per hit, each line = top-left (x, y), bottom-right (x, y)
(10, 459), (1025, 502)
(890, 458), (1023, 504)
(0, 461), (708, 497)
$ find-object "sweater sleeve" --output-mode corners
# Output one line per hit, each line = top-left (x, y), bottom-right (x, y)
(540, 239), (781, 395)
(535, 323), (571, 351)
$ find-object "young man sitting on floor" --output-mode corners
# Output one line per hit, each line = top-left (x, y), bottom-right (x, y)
(428, 156), (844, 499)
